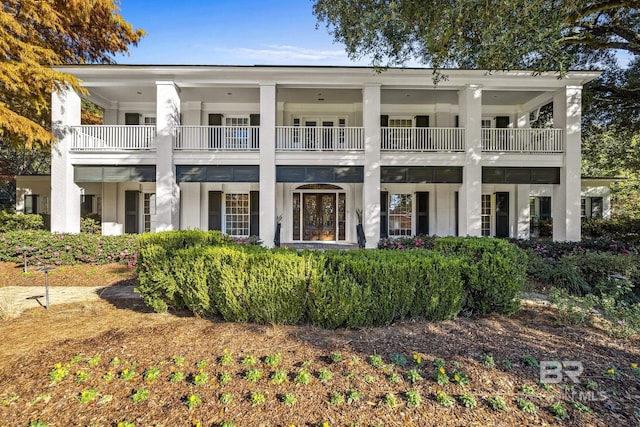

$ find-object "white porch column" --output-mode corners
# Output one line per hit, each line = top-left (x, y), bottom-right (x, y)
(458, 85), (483, 236)
(103, 101), (118, 125)
(259, 83), (277, 247)
(516, 107), (530, 129)
(363, 84), (381, 248)
(51, 86), (82, 233)
(183, 101), (202, 125)
(517, 184), (531, 239)
(155, 81), (181, 231)
(553, 86), (582, 241)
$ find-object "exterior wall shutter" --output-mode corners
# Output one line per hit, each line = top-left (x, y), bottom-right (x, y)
(416, 115), (430, 127)
(250, 191), (259, 236)
(495, 116), (510, 128)
(125, 113), (140, 125)
(454, 191), (459, 236)
(540, 197), (552, 219)
(455, 115), (459, 128)
(495, 192), (509, 238)
(249, 114), (260, 126)
(124, 190), (139, 233)
(208, 114), (223, 126)
(380, 191), (389, 238)
(208, 191), (222, 230)
(416, 192), (429, 235)
(380, 115), (389, 127)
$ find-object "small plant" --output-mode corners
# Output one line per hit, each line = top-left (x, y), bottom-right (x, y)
(29, 420), (48, 427)
(75, 370), (91, 383)
(143, 368), (161, 383)
(521, 355), (539, 368)
(48, 363), (69, 383)
(217, 371), (231, 385)
(368, 354), (384, 368)
(110, 357), (121, 366)
(384, 392), (398, 408)
(388, 372), (401, 384)
(346, 389), (362, 405)
(87, 354), (101, 367)
(294, 369), (311, 385)
(572, 400), (593, 414)
(550, 401), (569, 420)
(169, 371), (185, 383)
(459, 392), (477, 408)
(120, 368), (135, 381)
(102, 371), (115, 383)
(406, 368), (423, 384)
(451, 370), (469, 386)
(432, 358), (445, 368)
(631, 364), (640, 378)
(537, 380), (553, 392)
(586, 379), (598, 390)
(317, 368), (332, 383)
(405, 389), (421, 407)
(250, 391), (266, 406)
(77, 388), (98, 404)
(131, 388), (149, 404)
(196, 359), (208, 370)
(31, 393), (51, 405)
(2, 394), (18, 406)
(281, 392), (296, 406)
(434, 367), (449, 385)
(270, 369), (287, 385)
(193, 371), (209, 386)
(521, 384), (536, 395)
(487, 396), (509, 411)
(364, 374), (375, 384)
(412, 352), (422, 365)
(435, 390), (455, 407)
(330, 392), (344, 405)
(241, 355), (258, 366)
(501, 359), (513, 370)
(302, 359), (313, 368)
(172, 355), (185, 366)
(219, 392), (233, 405)
(604, 366), (619, 379)
(264, 353), (282, 368)
(560, 383), (575, 393)
(516, 397), (537, 414)
(244, 368), (263, 383)
(390, 353), (407, 367)
(219, 422), (236, 427)
(69, 354), (84, 365)
(115, 421), (134, 427)
(219, 349), (234, 366)
(480, 354), (495, 367)
(185, 393), (202, 410)
(330, 352), (343, 363)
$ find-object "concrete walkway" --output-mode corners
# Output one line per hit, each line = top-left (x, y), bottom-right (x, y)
(0, 285), (139, 314)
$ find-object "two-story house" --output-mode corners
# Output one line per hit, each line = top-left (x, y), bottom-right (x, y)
(16, 65), (602, 247)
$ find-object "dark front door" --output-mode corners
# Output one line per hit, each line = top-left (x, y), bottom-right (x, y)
(124, 190), (139, 233)
(495, 192), (509, 238)
(303, 193), (336, 241)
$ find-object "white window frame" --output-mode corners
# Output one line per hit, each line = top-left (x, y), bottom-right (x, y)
(224, 193), (250, 237)
(481, 194), (492, 237)
(388, 193), (413, 236)
(388, 116), (414, 128)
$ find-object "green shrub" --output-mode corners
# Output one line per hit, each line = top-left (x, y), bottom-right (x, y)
(138, 229), (232, 251)
(583, 217), (640, 246)
(136, 244), (179, 312)
(0, 211), (44, 232)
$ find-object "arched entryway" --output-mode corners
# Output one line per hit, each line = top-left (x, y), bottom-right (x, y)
(292, 184), (346, 242)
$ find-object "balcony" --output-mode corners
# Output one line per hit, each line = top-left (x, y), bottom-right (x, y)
(173, 126), (259, 150)
(276, 126), (364, 151)
(482, 128), (564, 153)
(69, 125), (156, 151)
(381, 128), (465, 152)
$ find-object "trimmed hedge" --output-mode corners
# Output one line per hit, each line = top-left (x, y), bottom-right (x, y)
(582, 217), (640, 246)
(0, 211), (44, 232)
(136, 232), (526, 328)
(0, 230), (138, 266)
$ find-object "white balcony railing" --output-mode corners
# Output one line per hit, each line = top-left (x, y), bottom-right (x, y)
(174, 126), (259, 150)
(69, 125), (156, 151)
(482, 128), (564, 153)
(276, 126), (364, 151)
(381, 127), (465, 152)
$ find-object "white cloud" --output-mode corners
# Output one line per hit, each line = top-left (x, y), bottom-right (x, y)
(212, 44), (363, 65)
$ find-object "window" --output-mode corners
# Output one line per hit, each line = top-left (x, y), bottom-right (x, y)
(481, 194), (491, 237)
(581, 198), (587, 218)
(225, 193), (250, 236)
(81, 195), (94, 217)
(591, 197), (603, 218)
(143, 116), (156, 125)
(388, 194), (412, 236)
(388, 118), (413, 128)
(143, 193), (156, 233)
(225, 117), (249, 149)
(24, 195), (38, 214)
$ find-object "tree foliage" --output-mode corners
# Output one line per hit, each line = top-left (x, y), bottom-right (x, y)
(0, 0), (144, 148)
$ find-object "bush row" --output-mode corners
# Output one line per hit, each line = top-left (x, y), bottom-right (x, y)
(136, 233), (526, 328)
(0, 230), (139, 267)
(0, 211), (44, 232)
(582, 217), (640, 246)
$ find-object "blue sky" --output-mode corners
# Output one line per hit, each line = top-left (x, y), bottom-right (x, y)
(114, 0), (365, 65)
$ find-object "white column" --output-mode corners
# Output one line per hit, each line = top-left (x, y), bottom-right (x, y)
(103, 101), (118, 125)
(362, 84), (381, 248)
(517, 184), (530, 239)
(516, 107), (530, 129)
(458, 85), (483, 236)
(259, 83), (277, 247)
(183, 101), (202, 125)
(155, 81), (181, 231)
(51, 86), (82, 233)
(553, 86), (582, 241)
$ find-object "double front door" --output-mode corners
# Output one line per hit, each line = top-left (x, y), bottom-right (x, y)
(303, 193), (336, 241)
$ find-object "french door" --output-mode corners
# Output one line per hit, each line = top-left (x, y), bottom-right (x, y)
(302, 193), (336, 241)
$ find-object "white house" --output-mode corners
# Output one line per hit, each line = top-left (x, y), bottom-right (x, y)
(15, 65), (602, 247)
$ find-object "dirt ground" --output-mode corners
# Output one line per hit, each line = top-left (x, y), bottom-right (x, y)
(0, 262), (639, 427)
